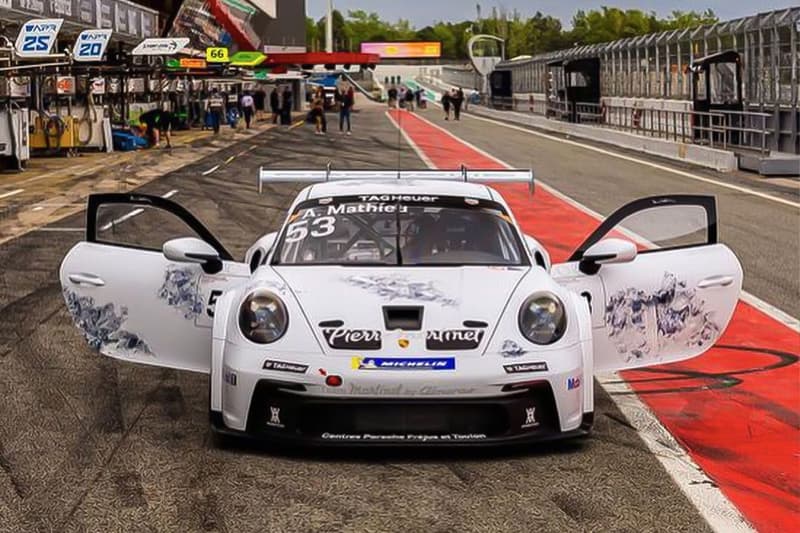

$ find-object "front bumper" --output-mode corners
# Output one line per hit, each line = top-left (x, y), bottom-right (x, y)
(211, 379), (593, 446)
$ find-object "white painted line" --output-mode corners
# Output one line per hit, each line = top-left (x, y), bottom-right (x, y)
(99, 208), (144, 231)
(98, 190), (179, 232)
(37, 227), (85, 232)
(396, 112), (757, 533)
(0, 188), (24, 200)
(202, 165), (220, 176)
(385, 110), (436, 169)
(460, 108), (800, 209)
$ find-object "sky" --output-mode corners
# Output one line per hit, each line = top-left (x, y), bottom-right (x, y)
(305, 1), (793, 28)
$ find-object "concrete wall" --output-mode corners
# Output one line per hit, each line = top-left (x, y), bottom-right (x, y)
(469, 107), (737, 172)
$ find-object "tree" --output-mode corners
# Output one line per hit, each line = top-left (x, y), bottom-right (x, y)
(304, 7), (721, 58)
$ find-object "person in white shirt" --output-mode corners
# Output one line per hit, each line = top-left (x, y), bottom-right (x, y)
(241, 91), (255, 129)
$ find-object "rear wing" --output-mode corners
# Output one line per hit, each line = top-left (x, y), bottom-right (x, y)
(257, 165), (534, 194)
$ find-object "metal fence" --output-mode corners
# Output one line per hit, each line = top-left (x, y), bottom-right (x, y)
(492, 8), (799, 107)
(486, 97), (771, 155)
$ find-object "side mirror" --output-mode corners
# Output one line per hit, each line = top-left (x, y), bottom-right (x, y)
(524, 235), (550, 269)
(163, 237), (223, 274)
(579, 238), (637, 274)
(245, 232), (279, 272)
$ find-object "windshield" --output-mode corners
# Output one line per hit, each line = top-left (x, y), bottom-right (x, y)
(274, 197), (526, 266)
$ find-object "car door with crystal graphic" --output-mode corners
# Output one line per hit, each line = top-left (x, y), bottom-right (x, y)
(552, 195), (742, 372)
(59, 194), (250, 373)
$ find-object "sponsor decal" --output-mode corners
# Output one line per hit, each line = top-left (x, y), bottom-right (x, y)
(131, 37), (190, 56)
(358, 195), (439, 203)
(567, 376), (582, 390)
(346, 383), (477, 396)
(500, 339), (528, 358)
(179, 58), (207, 69)
(351, 357), (455, 371)
(504, 362), (548, 374)
(426, 329), (484, 350)
(263, 360), (308, 374)
(321, 432), (486, 442)
(522, 406), (539, 429)
(223, 369), (237, 386)
(267, 406), (284, 428)
(322, 328), (381, 350)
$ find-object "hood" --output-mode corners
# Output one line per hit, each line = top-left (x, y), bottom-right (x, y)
(271, 266), (529, 356)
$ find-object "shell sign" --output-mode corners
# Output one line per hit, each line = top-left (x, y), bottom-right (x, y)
(360, 42), (441, 59)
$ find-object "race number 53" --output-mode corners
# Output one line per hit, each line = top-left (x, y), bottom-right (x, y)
(285, 217), (336, 243)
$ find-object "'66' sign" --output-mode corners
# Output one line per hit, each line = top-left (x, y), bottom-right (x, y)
(15, 18), (64, 58)
(73, 29), (113, 62)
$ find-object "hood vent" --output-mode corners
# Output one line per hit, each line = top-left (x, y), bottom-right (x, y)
(383, 306), (424, 331)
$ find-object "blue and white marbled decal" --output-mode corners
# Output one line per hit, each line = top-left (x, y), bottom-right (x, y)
(500, 339), (528, 358)
(158, 267), (204, 320)
(344, 275), (458, 306)
(63, 289), (153, 356)
(605, 272), (720, 363)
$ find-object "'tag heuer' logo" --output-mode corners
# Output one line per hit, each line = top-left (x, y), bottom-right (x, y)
(351, 357), (455, 371)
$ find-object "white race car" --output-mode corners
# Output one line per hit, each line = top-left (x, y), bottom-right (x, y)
(60, 168), (743, 446)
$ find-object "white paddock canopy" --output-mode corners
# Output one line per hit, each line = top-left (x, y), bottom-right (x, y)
(258, 167), (535, 194)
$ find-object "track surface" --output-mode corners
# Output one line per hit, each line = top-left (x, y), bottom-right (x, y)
(0, 105), (795, 532)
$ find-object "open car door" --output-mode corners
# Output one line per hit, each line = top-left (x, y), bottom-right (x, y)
(59, 194), (250, 373)
(551, 195), (742, 373)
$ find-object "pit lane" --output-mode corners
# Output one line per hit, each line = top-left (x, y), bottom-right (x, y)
(3, 103), (787, 532)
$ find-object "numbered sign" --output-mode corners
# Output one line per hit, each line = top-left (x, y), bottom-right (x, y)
(206, 47), (229, 63)
(15, 18), (64, 58)
(74, 29), (113, 62)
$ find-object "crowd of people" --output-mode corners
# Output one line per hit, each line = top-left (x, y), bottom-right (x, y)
(386, 83), (469, 123)
(133, 85), (297, 150)
(386, 85), (427, 111)
(308, 80), (357, 136)
(442, 87), (466, 121)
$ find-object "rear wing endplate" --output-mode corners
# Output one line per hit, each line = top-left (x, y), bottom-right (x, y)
(258, 165), (534, 195)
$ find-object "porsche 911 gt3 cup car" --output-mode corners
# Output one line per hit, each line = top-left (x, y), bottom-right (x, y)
(60, 167), (743, 446)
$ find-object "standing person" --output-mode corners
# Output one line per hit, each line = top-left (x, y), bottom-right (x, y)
(240, 91), (255, 129)
(310, 88), (325, 135)
(207, 88), (225, 134)
(453, 88), (464, 121)
(398, 86), (407, 109)
(339, 84), (354, 135)
(254, 88), (266, 120)
(270, 87), (280, 124)
(387, 85), (398, 108)
(280, 86), (293, 126)
(442, 90), (451, 120)
(404, 87), (415, 111)
(315, 86), (328, 133)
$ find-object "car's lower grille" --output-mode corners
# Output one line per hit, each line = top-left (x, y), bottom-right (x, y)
(246, 380), (559, 442)
(299, 403), (508, 436)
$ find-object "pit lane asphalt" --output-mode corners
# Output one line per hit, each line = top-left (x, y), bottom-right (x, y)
(0, 107), (717, 532)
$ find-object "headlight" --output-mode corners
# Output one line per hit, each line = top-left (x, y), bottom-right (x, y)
(239, 290), (288, 344)
(519, 293), (567, 345)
